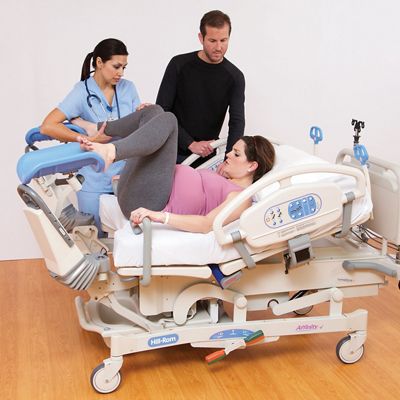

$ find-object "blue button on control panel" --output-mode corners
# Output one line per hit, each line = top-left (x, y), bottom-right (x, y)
(288, 195), (317, 220)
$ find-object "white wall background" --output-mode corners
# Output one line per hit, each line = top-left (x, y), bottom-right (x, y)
(1, 0), (399, 260)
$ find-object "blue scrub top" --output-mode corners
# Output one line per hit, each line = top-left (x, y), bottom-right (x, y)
(58, 77), (140, 192)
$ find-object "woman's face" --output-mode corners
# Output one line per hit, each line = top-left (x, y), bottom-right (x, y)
(96, 55), (128, 85)
(223, 139), (257, 179)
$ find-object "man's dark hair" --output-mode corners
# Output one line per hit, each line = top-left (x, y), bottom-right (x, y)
(200, 10), (231, 37)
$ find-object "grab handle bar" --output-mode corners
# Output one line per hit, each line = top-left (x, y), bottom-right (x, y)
(343, 260), (398, 278)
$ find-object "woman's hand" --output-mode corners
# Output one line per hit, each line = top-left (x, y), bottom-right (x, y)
(130, 207), (165, 225)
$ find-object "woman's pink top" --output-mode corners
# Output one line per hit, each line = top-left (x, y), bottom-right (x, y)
(164, 165), (242, 215)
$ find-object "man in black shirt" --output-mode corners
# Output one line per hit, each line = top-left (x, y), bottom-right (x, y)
(156, 10), (245, 164)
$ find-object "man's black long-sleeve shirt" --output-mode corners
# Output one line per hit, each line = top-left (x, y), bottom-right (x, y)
(156, 51), (245, 157)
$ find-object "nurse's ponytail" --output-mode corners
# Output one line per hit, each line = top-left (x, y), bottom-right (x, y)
(80, 52), (94, 81)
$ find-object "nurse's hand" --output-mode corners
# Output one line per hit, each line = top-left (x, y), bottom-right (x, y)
(130, 208), (165, 224)
(91, 122), (112, 143)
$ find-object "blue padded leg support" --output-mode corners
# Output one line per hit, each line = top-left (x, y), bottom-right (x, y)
(17, 143), (105, 184)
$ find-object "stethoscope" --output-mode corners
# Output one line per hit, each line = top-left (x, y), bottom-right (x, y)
(84, 77), (121, 121)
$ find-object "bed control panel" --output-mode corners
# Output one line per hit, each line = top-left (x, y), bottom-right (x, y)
(264, 194), (321, 228)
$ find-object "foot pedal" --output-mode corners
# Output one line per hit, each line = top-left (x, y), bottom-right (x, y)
(205, 330), (265, 364)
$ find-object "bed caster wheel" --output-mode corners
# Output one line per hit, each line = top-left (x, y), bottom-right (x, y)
(336, 335), (364, 364)
(293, 305), (313, 316)
(90, 363), (121, 394)
(291, 290), (313, 315)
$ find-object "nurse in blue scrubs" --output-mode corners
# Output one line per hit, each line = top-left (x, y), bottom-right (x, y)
(41, 38), (141, 235)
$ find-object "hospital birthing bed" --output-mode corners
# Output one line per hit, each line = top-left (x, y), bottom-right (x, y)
(17, 132), (400, 394)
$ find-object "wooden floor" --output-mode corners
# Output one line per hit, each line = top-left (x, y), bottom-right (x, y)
(1, 258), (399, 400)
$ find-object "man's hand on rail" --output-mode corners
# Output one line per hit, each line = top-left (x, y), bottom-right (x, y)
(188, 140), (214, 157)
(130, 208), (165, 225)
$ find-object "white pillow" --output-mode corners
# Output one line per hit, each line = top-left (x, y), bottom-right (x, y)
(254, 145), (355, 202)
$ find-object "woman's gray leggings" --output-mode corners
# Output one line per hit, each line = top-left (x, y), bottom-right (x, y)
(100, 105), (178, 218)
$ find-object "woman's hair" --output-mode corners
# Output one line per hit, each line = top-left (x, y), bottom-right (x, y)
(241, 135), (275, 182)
(80, 38), (129, 81)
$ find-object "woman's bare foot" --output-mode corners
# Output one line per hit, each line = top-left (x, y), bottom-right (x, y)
(77, 136), (116, 171)
(76, 135), (92, 150)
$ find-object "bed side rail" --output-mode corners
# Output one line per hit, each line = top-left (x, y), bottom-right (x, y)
(213, 163), (366, 247)
(181, 137), (283, 171)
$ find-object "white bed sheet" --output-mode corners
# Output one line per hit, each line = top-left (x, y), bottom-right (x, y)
(99, 194), (126, 232)
(100, 145), (372, 267)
